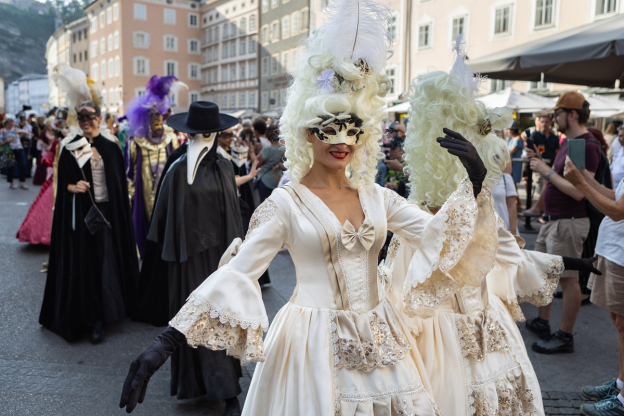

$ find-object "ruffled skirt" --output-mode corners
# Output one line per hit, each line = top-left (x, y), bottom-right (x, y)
(242, 300), (440, 416)
(415, 295), (542, 416)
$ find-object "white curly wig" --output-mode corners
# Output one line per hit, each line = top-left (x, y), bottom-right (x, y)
(280, 0), (393, 189)
(404, 37), (513, 210)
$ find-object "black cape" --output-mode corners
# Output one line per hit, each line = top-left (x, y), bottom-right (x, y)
(132, 143), (187, 326)
(40, 134), (139, 341)
(146, 140), (245, 400)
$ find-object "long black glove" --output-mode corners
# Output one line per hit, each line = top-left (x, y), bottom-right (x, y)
(562, 256), (602, 276)
(437, 128), (488, 197)
(119, 326), (185, 413)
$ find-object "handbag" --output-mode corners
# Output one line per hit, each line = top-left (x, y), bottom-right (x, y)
(80, 168), (112, 234)
(0, 143), (16, 170)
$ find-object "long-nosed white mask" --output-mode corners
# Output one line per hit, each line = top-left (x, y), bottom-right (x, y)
(186, 132), (217, 185)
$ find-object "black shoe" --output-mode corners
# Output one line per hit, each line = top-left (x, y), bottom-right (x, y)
(582, 380), (621, 401)
(224, 397), (241, 416)
(90, 322), (104, 344)
(525, 317), (551, 340)
(582, 296), (592, 306)
(532, 331), (574, 354)
(553, 291), (563, 299)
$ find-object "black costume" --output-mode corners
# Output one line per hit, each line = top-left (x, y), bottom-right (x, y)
(133, 143), (186, 326)
(147, 139), (244, 400)
(40, 134), (139, 341)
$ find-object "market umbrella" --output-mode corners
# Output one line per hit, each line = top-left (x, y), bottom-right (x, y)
(468, 14), (624, 88)
(384, 101), (410, 113)
(477, 87), (555, 112)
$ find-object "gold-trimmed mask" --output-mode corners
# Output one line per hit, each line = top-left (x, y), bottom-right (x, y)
(309, 113), (364, 145)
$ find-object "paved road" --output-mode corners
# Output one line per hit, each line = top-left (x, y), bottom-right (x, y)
(0, 181), (617, 415)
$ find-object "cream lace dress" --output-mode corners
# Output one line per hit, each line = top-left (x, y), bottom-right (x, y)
(169, 179), (486, 416)
(383, 193), (564, 416)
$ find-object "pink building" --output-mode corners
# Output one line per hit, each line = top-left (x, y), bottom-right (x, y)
(85, 0), (202, 116)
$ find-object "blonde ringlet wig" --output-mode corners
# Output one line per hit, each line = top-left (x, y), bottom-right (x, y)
(279, 26), (386, 190)
(404, 69), (510, 211)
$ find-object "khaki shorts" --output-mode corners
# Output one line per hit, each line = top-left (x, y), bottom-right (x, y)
(535, 217), (590, 278)
(589, 256), (624, 316)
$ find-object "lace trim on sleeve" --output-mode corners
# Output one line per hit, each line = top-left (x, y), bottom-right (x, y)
(516, 256), (564, 307)
(246, 198), (277, 238)
(383, 187), (407, 209)
(170, 293), (267, 365)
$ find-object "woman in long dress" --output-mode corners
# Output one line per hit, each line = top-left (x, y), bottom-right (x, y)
(382, 38), (599, 416)
(119, 2), (495, 414)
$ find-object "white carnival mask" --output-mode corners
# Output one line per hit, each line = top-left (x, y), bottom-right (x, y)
(308, 113), (364, 145)
(65, 137), (92, 168)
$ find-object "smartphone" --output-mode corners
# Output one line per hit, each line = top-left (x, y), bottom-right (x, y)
(568, 139), (586, 171)
(526, 138), (535, 151)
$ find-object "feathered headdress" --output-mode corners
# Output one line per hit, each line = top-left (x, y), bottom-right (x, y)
(125, 75), (187, 137)
(51, 64), (102, 126)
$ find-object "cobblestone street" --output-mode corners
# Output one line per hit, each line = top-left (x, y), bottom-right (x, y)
(0, 183), (618, 415)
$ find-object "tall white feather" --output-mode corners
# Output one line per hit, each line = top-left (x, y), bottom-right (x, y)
(51, 64), (92, 108)
(169, 81), (189, 97)
(322, 0), (392, 75)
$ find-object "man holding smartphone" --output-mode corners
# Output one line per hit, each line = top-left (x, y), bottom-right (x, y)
(526, 91), (602, 354)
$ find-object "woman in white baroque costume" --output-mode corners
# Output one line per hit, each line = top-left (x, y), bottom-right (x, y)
(119, 2), (503, 415)
(381, 37), (601, 416)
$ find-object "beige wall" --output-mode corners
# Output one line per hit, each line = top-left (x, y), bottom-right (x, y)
(410, 0), (623, 94)
(68, 19), (91, 78)
(86, 0), (202, 116)
(120, 0), (202, 112)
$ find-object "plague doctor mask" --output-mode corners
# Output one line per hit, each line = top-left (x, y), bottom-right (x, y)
(165, 101), (239, 185)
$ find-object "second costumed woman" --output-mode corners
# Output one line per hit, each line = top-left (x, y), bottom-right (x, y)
(119, 1), (502, 415)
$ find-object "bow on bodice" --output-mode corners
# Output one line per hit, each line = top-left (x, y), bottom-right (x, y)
(341, 217), (375, 251)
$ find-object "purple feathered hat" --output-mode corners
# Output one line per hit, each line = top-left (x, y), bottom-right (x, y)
(125, 75), (178, 137)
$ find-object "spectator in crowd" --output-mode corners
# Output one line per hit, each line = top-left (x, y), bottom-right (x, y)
(253, 118), (270, 147)
(524, 115), (560, 216)
(256, 123), (284, 202)
(611, 127), (624, 186)
(507, 121), (524, 185)
(564, 157), (624, 416)
(0, 118), (29, 189)
(388, 121), (406, 141)
(33, 118), (56, 185)
(383, 138), (406, 195)
(525, 91), (602, 354)
(492, 160), (519, 234)
(604, 121), (622, 163)
(17, 115), (34, 177)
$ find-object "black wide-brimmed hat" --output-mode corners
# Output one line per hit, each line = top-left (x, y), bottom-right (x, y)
(166, 101), (238, 134)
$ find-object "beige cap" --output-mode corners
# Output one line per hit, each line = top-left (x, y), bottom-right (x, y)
(546, 91), (588, 112)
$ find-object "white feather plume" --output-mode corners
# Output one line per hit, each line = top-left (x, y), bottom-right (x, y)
(450, 34), (482, 96)
(322, 0), (392, 75)
(169, 80), (188, 97)
(51, 64), (92, 108)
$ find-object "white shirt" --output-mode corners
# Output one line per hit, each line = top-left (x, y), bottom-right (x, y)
(595, 179), (624, 267)
(492, 173), (518, 232)
(611, 139), (624, 186)
(259, 136), (271, 148)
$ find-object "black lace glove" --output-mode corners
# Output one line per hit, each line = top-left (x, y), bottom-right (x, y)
(437, 128), (488, 197)
(562, 256), (602, 276)
(119, 326), (185, 413)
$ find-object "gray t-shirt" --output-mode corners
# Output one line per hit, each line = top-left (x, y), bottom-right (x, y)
(258, 144), (284, 189)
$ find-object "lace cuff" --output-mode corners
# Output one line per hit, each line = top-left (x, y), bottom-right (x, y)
(404, 178), (498, 316)
(170, 293), (266, 364)
(169, 261), (270, 364)
(487, 240), (565, 322)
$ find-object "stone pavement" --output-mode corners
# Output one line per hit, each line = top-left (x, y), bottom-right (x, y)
(0, 180), (618, 416)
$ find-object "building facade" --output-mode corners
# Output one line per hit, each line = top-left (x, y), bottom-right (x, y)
(67, 17), (91, 77)
(82, 0), (202, 116)
(5, 74), (49, 115)
(258, 0), (309, 113)
(408, 0), (624, 96)
(200, 0), (260, 113)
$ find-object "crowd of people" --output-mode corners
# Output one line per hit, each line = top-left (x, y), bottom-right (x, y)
(1, 2), (624, 415)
